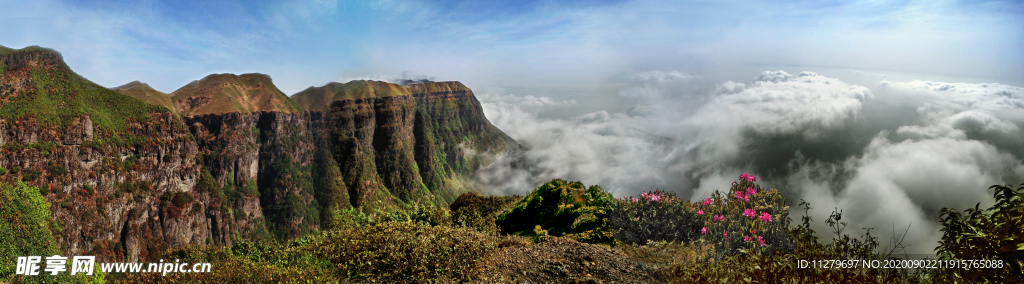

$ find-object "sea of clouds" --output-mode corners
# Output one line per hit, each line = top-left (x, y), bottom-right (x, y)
(474, 70), (1024, 254)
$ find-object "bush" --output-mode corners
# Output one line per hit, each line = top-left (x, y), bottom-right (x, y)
(932, 183), (1024, 283)
(121, 239), (332, 283)
(450, 191), (520, 234)
(0, 167), (6, 175)
(495, 179), (617, 245)
(611, 190), (702, 245)
(303, 221), (499, 282)
(694, 173), (794, 257)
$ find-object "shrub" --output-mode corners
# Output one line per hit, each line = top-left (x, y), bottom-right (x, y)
(0, 167), (6, 175)
(495, 179), (617, 245)
(932, 183), (1024, 283)
(611, 190), (702, 245)
(303, 221), (499, 282)
(695, 173), (794, 257)
(450, 191), (520, 234)
(122, 239), (333, 283)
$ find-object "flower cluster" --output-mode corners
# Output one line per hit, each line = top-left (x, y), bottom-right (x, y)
(639, 191), (665, 202)
(759, 212), (772, 222)
(739, 173), (757, 182)
(742, 208), (757, 219)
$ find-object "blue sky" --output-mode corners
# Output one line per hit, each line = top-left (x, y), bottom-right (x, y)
(0, 0), (1021, 97)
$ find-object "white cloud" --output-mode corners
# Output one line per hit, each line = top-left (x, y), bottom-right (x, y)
(477, 70), (1024, 254)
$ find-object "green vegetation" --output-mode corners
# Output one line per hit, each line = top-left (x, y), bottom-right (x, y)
(496, 179), (617, 245)
(611, 190), (705, 245)
(0, 46), (169, 138)
(932, 183), (1024, 283)
(1, 180), (104, 283)
(449, 191), (520, 234)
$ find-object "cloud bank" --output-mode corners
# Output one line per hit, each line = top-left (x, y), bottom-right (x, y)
(476, 70), (1024, 254)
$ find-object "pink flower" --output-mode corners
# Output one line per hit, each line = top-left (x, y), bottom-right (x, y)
(743, 209), (756, 219)
(733, 191), (749, 202)
(703, 198), (712, 206)
(723, 231), (728, 237)
(743, 235), (752, 242)
(713, 214), (725, 222)
(751, 229), (756, 234)
(697, 209), (704, 215)
(739, 173), (749, 181)
(757, 236), (765, 246)
(749, 175), (757, 182)
(746, 187), (756, 196)
(760, 212), (773, 222)
(701, 227), (707, 234)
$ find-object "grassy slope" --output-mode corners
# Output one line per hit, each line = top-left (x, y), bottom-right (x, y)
(0, 45), (170, 136)
(111, 81), (177, 114)
(170, 73), (304, 116)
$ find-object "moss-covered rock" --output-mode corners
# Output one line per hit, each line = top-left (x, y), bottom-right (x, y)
(496, 179), (617, 246)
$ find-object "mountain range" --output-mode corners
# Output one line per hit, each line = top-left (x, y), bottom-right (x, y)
(0, 45), (517, 261)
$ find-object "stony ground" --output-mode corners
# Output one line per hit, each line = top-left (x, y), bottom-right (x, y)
(470, 236), (674, 283)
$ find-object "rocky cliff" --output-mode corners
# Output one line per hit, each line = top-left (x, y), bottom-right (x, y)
(0, 45), (517, 262)
(0, 46), (218, 262)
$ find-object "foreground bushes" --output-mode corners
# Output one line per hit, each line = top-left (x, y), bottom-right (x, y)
(932, 183), (1024, 283)
(304, 221), (500, 282)
(611, 174), (793, 257)
(496, 179), (617, 245)
(449, 191), (521, 235)
(611, 190), (702, 245)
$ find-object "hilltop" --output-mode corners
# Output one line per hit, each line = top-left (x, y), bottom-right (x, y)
(291, 80), (411, 112)
(111, 81), (177, 114)
(170, 73), (303, 116)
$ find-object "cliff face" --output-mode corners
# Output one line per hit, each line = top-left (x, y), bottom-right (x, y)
(0, 46), (214, 262)
(1, 45), (517, 262)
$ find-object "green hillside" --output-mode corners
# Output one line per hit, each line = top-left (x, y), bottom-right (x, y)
(0, 45), (170, 136)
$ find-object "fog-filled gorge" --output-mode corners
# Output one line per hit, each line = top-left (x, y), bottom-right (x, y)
(476, 70), (1024, 254)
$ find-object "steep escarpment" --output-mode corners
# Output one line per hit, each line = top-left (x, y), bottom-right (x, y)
(0, 45), (217, 262)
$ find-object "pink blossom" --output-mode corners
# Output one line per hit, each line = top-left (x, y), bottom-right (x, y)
(743, 235), (752, 242)
(723, 231), (728, 237)
(696, 209), (704, 215)
(713, 214), (725, 222)
(746, 187), (756, 196)
(703, 198), (712, 206)
(734, 191), (749, 202)
(749, 175), (757, 182)
(751, 229), (756, 234)
(701, 227), (707, 234)
(757, 236), (765, 246)
(743, 209), (756, 219)
(739, 173), (749, 181)
(760, 212), (773, 222)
